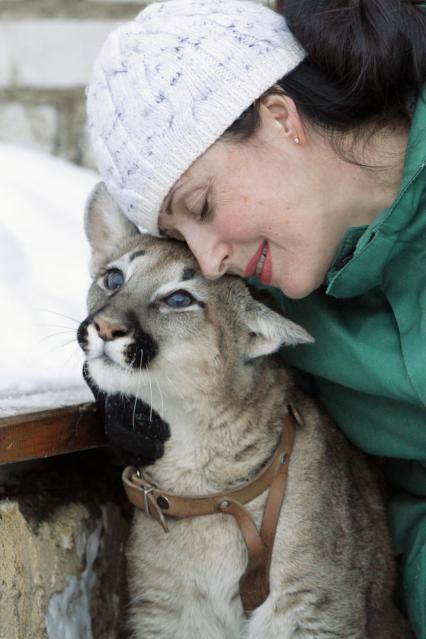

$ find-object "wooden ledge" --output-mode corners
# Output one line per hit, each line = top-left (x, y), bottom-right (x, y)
(0, 403), (107, 466)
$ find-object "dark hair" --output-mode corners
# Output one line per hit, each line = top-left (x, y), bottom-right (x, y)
(225, 1), (426, 151)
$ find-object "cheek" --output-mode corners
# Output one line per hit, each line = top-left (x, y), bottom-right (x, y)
(216, 203), (262, 241)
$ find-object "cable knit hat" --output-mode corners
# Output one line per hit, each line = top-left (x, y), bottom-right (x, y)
(86, 0), (305, 235)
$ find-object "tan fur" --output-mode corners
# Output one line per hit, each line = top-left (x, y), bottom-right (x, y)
(80, 183), (412, 639)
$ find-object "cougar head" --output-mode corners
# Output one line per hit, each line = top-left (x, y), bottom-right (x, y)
(78, 183), (313, 401)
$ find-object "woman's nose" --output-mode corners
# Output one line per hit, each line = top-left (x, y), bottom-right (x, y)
(186, 236), (230, 280)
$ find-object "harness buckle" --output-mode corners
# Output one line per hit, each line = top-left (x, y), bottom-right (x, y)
(142, 484), (155, 517)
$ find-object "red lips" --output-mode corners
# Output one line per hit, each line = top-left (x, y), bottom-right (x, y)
(260, 244), (272, 285)
(245, 242), (266, 278)
(244, 241), (272, 285)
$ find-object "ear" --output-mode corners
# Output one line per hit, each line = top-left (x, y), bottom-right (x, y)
(244, 300), (314, 360)
(259, 91), (306, 145)
(84, 182), (140, 276)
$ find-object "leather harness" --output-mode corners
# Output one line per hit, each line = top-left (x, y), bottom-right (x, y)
(122, 403), (302, 615)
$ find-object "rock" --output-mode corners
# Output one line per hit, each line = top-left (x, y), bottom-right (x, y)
(0, 449), (131, 639)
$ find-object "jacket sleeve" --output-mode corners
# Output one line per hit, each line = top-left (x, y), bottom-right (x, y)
(389, 488), (426, 638)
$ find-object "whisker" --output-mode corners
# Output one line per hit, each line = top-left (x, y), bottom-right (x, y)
(36, 309), (80, 324)
(132, 395), (137, 432)
(147, 367), (153, 422)
(61, 344), (83, 369)
(39, 338), (81, 362)
(164, 373), (186, 402)
(35, 323), (79, 331)
(56, 338), (80, 350)
(125, 355), (137, 372)
(161, 355), (193, 391)
(132, 352), (143, 432)
(153, 376), (165, 420)
(36, 330), (77, 345)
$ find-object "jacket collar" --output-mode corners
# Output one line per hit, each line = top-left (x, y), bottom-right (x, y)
(325, 89), (426, 299)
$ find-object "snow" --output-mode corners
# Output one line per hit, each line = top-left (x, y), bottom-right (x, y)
(0, 143), (98, 416)
(45, 519), (103, 639)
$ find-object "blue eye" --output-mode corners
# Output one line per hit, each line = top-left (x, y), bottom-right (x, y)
(104, 268), (124, 291)
(164, 290), (194, 308)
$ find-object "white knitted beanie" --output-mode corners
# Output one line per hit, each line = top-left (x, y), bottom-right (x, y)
(86, 0), (305, 235)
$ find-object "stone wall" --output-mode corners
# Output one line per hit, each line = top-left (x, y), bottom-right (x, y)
(0, 0), (278, 167)
(0, 450), (132, 639)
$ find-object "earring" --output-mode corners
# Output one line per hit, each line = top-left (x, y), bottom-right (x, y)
(294, 136), (300, 144)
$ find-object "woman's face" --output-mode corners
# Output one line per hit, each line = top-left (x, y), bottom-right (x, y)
(158, 96), (362, 299)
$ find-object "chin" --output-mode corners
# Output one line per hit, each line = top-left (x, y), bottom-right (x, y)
(87, 357), (146, 397)
(276, 272), (322, 300)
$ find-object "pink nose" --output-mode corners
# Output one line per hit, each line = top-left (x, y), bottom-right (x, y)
(93, 317), (128, 341)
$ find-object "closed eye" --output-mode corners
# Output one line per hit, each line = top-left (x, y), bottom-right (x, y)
(159, 227), (185, 242)
(199, 199), (209, 221)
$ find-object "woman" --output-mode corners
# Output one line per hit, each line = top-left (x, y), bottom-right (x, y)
(86, 0), (426, 635)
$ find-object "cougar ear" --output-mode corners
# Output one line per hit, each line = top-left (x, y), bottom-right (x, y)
(84, 182), (140, 276)
(244, 300), (314, 360)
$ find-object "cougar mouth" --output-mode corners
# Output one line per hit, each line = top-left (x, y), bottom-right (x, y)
(77, 316), (159, 371)
(123, 335), (158, 370)
(98, 352), (117, 367)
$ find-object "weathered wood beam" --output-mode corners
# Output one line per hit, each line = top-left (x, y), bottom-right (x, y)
(0, 403), (107, 466)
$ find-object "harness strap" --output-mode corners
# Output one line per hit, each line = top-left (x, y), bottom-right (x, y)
(122, 404), (302, 614)
(218, 499), (268, 570)
(241, 441), (294, 613)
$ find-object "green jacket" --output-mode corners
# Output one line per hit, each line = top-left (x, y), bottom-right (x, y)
(255, 92), (426, 637)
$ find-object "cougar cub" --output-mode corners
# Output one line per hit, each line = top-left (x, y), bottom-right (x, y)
(79, 183), (411, 639)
